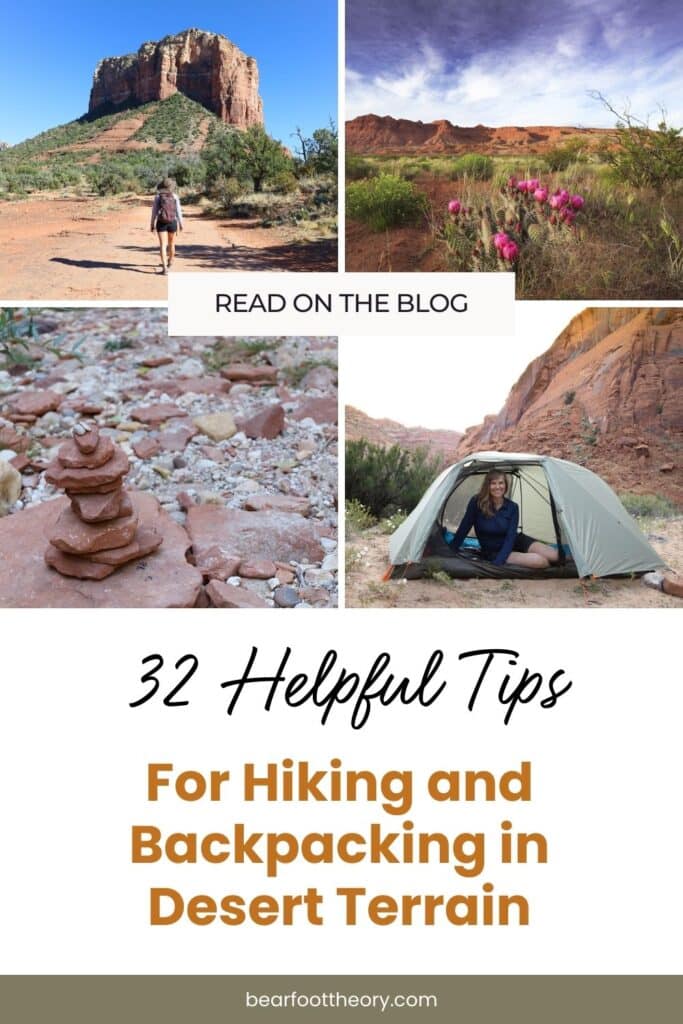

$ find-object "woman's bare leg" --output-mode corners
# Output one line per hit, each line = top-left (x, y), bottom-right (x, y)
(505, 551), (550, 569)
(156, 229), (168, 270)
(528, 541), (559, 563)
(167, 230), (176, 266)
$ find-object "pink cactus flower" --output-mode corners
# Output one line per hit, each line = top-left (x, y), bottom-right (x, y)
(561, 209), (576, 225)
(493, 231), (510, 251)
(517, 180), (529, 192)
(508, 176), (518, 188)
(501, 241), (519, 261)
(559, 188), (570, 203)
(549, 194), (563, 209)
(534, 187), (548, 203)
(571, 194), (584, 209)
(527, 178), (539, 191)
(448, 199), (461, 214)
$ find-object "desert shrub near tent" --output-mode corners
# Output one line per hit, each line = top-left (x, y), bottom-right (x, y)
(345, 439), (444, 518)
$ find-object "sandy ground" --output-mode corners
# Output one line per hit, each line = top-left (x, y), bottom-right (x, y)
(0, 194), (337, 300)
(346, 518), (683, 609)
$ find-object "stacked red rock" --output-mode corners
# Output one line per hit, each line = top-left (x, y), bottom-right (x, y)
(44, 423), (162, 580)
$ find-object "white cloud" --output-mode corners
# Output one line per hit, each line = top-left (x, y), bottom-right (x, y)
(346, 41), (683, 126)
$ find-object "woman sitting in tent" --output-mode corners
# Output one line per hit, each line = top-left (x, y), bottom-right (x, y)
(448, 471), (559, 569)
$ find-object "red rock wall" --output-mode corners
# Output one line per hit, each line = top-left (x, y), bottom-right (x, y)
(346, 114), (612, 156)
(88, 29), (263, 127)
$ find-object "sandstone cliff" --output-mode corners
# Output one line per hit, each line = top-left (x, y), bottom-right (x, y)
(347, 310), (682, 506)
(346, 113), (611, 156)
(346, 406), (463, 462)
(89, 29), (263, 127)
(457, 308), (682, 504)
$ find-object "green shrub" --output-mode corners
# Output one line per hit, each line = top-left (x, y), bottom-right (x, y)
(546, 139), (587, 171)
(590, 95), (683, 193)
(346, 439), (444, 517)
(451, 154), (494, 180)
(205, 124), (293, 193)
(89, 167), (140, 195)
(132, 94), (210, 144)
(345, 498), (377, 532)
(379, 510), (408, 534)
(563, 390), (576, 405)
(346, 156), (376, 181)
(619, 492), (679, 519)
(346, 174), (427, 231)
(266, 170), (298, 194)
(211, 175), (245, 207)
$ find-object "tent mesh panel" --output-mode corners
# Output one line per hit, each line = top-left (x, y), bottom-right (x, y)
(440, 466), (569, 548)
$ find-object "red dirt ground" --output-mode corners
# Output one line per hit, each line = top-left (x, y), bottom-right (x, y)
(0, 193), (337, 300)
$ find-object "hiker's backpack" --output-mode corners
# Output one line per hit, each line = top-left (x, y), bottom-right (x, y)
(158, 191), (176, 222)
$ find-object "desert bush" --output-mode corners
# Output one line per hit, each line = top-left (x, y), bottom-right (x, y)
(451, 154), (494, 180)
(205, 124), (293, 193)
(133, 94), (210, 144)
(89, 167), (140, 195)
(169, 155), (206, 188)
(545, 138), (587, 171)
(563, 390), (576, 405)
(619, 492), (679, 519)
(210, 174), (245, 208)
(378, 510), (408, 534)
(346, 155), (377, 181)
(266, 170), (298, 194)
(346, 174), (427, 231)
(345, 498), (377, 532)
(590, 94), (683, 193)
(346, 439), (444, 518)
(293, 123), (337, 176)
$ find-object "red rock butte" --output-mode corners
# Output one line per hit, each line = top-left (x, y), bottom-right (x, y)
(88, 28), (264, 127)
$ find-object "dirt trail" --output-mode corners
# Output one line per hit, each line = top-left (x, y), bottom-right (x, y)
(0, 194), (336, 300)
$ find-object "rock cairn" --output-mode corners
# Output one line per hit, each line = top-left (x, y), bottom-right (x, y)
(44, 422), (162, 579)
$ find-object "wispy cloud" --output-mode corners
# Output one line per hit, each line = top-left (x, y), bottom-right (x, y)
(346, 0), (683, 126)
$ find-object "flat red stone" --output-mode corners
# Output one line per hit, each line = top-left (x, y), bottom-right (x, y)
(45, 546), (117, 580)
(49, 506), (138, 555)
(45, 447), (129, 490)
(70, 489), (131, 523)
(73, 426), (101, 454)
(58, 436), (115, 469)
(89, 527), (163, 565)
(130, 402), (185, 426)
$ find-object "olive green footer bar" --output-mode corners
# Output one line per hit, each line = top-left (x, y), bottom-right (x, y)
(1, 976), (681, 1024)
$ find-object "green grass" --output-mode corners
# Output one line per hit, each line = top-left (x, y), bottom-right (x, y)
(201, 338), (280, 372)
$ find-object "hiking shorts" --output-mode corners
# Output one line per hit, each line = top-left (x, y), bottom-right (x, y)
(156, 218), (178, 233)
(512, 532), (538, 553)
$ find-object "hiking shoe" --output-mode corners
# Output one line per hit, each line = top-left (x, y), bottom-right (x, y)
(160, 266), (168, 276)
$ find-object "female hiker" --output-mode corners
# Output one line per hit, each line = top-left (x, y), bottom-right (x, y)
(448, 470), (559, 569)
(150, 178), (183, 274)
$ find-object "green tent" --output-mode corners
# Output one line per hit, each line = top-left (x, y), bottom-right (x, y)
(389, 451), (665, 579)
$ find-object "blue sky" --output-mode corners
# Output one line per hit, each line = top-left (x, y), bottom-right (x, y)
(346, 0), (683, 127)
(0, 1), (337, 145)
